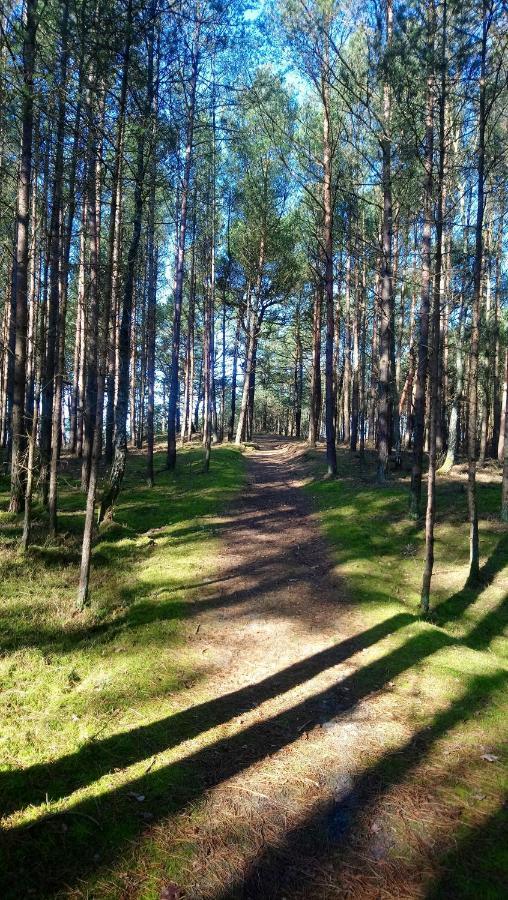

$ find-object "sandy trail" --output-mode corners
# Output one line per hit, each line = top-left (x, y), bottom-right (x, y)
(161, 438), (413, 899)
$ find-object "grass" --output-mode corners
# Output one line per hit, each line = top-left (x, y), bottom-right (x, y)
(304, 446), (508, 898)
(1, 438), (506, 898)
(0, 442), (245, 898)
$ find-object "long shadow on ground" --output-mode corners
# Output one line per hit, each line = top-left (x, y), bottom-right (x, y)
(213, 670), (507, 899)
(1, 446), (505, 898)
(2, 608), (503, 898)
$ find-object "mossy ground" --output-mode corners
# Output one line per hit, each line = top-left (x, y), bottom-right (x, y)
(1, 439), (506, 898)
(0, 443), (245, 898)
(304, 446), (507, 898)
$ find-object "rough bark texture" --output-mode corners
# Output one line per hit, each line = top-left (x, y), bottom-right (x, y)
(308, 278), (322, 447)
(421, 0), (445, 614)
(10, 0), (37, 513)
(410, 62), (434, 516)
(467, 0), (488, 582)
(167, 20), (200, 470)
(99, 24), (152, 521)
(376, 0), (393, 483)
(322, 32), (337, 477)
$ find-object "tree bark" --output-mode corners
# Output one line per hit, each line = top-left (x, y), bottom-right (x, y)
(99, 15), (153, 520)
(410, 47), (434, 515)
(421, 0), (445, 614)
(228, 301), (242, 441)
(167, 15), (200, 470)
(308, 276), (322, 446)
(376, 0), (393, 483)
(467, 0), (488, 582)
(322, 30), (337, 476)
(9, 0), (37, 513)
(146, 39), (159, 486)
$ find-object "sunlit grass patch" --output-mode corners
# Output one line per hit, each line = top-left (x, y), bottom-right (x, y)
(0, 443), (245, 896)
(304, 447), (507, 897)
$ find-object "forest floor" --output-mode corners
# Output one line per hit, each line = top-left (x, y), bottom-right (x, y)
(0, 437), (507, 899)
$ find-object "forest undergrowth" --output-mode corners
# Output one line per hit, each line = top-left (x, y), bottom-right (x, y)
(305, 446), (507, 898)
(0, 441), (506, 898)
(0, 444), (245, 896)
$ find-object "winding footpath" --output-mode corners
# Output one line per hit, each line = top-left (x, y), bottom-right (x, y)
(159, 439), (418, 899)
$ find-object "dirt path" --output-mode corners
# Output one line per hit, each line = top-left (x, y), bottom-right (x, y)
(158, 438), (416, 899)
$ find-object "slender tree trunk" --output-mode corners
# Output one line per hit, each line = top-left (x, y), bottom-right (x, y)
(421, 0), (445, 614)
(39, 0), (69, 507)
(228, 301), (242, 440)
(467, 0), (488, 582)
(76, 317), (107, 609)
(235, 296), (258, 445)
(129, 289), (137, 447)
(104, 40), (130, 467)
(76, 74), (101, 608)
(491, 208), (503, 456)
(81, 84), (105, 492)
(368, 273), (379, 446)
(236, 212), (265, 445)
(146, 38), (159, 485)
(308, 276), (322, 446)
(99, 18), (153, 521)
(294, 303), (303, 438)
(479, 217), (492, 465)
(10, 0), (37, 513)
(343, 251), (351, 446)
(498, 348), (507, 464)
(502, 354), (508, 522)
(167, 17), (200, 470)
(322, 32), (337, 476)
(376, 0), (393, 483)
(410, 48), (434, 515)
(204, 106), (216, 473)
(181, 209), (197, 444)
(351, 252), (360, 452)
(21, 377), (40, 551)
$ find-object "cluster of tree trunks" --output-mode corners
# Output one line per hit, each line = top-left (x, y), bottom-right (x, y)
(0, 0), (506, 617)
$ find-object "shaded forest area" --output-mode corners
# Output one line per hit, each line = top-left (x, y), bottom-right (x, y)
(0, 0), (507, 606)
(0, 0), (507, 897)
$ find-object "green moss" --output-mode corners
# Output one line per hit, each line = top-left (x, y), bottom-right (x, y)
(304, 448), (507, 897)
(0, 444), (245, 898)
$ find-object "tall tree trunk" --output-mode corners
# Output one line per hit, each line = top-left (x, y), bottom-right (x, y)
(376, 0), (393, 483)
(167, 16), (200, 470)
(322, 30), (337, 476)
(368, 271), (379, 446)
(351, 252), (360, 452)
(343, 251), (351, 446)
(236, 206), (265, 446)
(181, 208), (197, 444)
(410, 43), (434, 516)
(81, 84), (105, 492)
(9, 0), (37, 513)
(99, 15), (153, 521)
(421, 0), (445, 614)
(498, 348), (508, 464)
(146, 35), (159, 485)
(308, 276), (322, 446)
(294, 302), (303, 438)
(490, 207), (503, 456)
(235, 293), (258, 445)
(501, 351), (508, 522)
(203, 105), (216, 473)
(104, 22), (132, 467)
(76, 72), (101, 608)
(39, 0), (69, 507)
(467, 0), (488, 582)
(228, 301), (242, 441)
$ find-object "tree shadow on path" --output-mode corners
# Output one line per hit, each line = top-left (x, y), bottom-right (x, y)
(213, 669), (507, 899)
